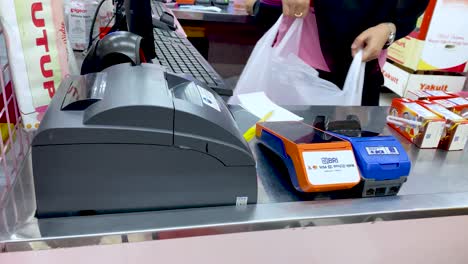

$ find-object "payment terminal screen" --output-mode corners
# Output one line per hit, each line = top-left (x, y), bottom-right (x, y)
(261, 122), (342, 144)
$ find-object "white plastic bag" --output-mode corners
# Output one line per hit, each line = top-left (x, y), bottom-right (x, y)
(230, 16), (365, 106)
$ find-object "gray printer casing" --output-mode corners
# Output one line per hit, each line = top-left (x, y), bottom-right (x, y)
(32, 63), (257, 218)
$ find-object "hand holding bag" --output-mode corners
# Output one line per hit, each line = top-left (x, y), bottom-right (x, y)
(230, 15), (365, 106)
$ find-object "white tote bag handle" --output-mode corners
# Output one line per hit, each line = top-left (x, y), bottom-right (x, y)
(274, 17), (304, 58)
(342, 50), (366, 105)
(274, 17), (366, 106)
(229, 16), (285, 104)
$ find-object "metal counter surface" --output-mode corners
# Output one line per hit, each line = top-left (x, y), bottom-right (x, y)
(167, 3), (253, 23)
(253, 106), (468, 202)
(1, 106), (467, 252)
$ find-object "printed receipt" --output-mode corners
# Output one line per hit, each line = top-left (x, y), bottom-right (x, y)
(237, 92), (303, 122)
(302, 150), (360, 185)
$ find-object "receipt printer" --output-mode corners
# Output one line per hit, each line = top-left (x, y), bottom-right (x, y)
(330, 132), (411, 197)
(256, 121), (361, 193)
(32, 63), (257, 218)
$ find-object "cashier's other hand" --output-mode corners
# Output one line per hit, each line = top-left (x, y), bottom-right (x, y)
(283, 0), (309, 18)
(351, 23), (395, 62)
(246, 0), (257, 15)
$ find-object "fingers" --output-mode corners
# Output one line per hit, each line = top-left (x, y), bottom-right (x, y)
(295, 0), (309, 18)
(352, 32), (378, 62)
(351, 31), (368, 57)
(352, 24), (391, 62)
(362, 40), (380, 62)
(283, 0), (310, 18)
(283, 1), (291, 17)
(245, 0), (256, 15)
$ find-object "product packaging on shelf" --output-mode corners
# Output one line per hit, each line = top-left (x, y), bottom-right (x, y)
(64, 0), (114, 51)
(431, 97), (468, 119)
(387, 0), (468, 73)
(387, 98), (445, 148)
(418, 100), (468, 151)
(406, 90), (458, 101)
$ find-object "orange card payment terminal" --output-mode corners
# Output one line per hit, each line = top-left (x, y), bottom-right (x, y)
(256, 121), (361, 192)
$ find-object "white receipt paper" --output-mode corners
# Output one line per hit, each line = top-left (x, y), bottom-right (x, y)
(238, 92), (303, 121)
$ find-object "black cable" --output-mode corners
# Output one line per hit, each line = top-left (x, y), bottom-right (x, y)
(88, 0), (108, 50)
(88, 13), (116, 47)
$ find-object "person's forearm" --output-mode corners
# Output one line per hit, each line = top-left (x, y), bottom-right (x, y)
(390, 0), (430, 40)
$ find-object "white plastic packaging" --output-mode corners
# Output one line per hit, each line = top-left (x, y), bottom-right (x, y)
(230, 16), (366, 106)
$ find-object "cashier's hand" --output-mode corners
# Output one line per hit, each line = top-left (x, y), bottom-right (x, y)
(351, 23), (396, 62)
(282, 0), (309, 18)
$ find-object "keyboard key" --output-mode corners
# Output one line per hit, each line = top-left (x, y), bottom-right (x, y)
(152, 20), (228, 94)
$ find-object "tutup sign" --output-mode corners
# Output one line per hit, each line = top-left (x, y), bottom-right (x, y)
(0, 0), (76, 129)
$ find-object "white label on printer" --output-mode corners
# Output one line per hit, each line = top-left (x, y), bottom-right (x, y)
(197, 85), (221, 112)
(302, 150), (360, 185)
(366, 146), (400, 155)
(236, 197), (248, 206)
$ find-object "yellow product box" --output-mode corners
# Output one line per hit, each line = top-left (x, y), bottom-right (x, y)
(387, 0), (468, 73)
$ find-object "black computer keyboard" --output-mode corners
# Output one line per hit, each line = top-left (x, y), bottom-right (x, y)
(153, 28), (228, 95)
(151, 1), (231, 95)
(152, 0), (165, 17)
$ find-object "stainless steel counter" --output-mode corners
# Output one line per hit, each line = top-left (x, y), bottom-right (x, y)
(1, 106), (467, 252)
(168, 3), (253, 23)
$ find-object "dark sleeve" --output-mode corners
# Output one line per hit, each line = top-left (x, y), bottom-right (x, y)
(253, 1), (282, 30)
(252, 0), (261, 16)
(391, 0), (430, 40)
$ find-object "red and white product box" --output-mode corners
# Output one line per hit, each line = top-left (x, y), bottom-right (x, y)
(406, 90), (458, 100)
(387, 0), (468, 73)
(432, 97), (468, 119)
(418, 100), (468, 151)
(387, 98), (446, 148)
(382, 62), (466, 97)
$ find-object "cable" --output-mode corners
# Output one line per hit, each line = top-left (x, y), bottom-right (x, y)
(88, 0), (108, 50)
(88, 13), (116, 47)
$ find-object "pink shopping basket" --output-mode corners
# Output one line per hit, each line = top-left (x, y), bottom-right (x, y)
(0, 20), (31, 210)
